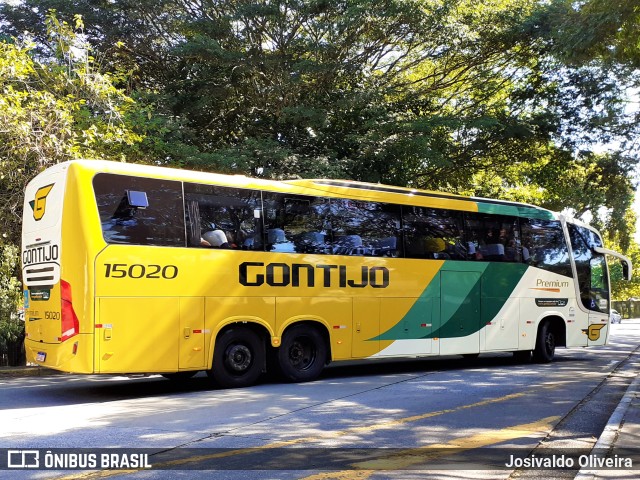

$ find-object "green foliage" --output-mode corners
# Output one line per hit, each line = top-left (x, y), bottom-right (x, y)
(544, 0), (640, 68)
(0, 244), (23, 350)
(0, 11), (143, 246)
(607, 238), (640, 300)
(0, 0), (638, 257)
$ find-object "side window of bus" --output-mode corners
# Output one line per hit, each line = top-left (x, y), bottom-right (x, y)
(183, 183), (263, 250)
(403, 207), (466, 260)
(464, 213), (521, 262)
(262, 193), (330, 253)
(329, 200), (402, 257)
(93, 173), (185, 246)
(520, 218), (571, 276)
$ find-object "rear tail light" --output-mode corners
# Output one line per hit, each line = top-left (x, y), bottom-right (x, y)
(60, 279), (79, 342)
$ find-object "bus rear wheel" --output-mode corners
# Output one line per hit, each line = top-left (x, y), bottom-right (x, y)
(277, 324), (327, 383)
(209, 326), (265, 388)
(533, 321), (556, 363)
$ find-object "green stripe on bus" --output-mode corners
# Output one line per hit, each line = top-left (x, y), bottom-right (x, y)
(428, 262), (527, 339)
(374, 276), (443, 341)
(373, 262), (528, 341)
(477, 203), (554, 220)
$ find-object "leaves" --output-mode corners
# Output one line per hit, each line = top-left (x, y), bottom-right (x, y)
(0, 244), (22, 349)
(0, 13), (143, 246)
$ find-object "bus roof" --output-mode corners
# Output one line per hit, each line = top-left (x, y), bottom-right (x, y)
(60, 160), (555, 220)
(287, 179), (555, 220)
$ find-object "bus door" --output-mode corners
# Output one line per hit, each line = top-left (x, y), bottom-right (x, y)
(587, 255), (610, 346)
(439, 270), (481, 355)
(567, 224), (610, 347)
(480, 264), (523, 351)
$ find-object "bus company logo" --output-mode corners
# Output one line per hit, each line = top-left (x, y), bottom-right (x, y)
(582, 323), (606, 341)
(29, 184), (55, 221)
(7, 450), (39, 468)
(239, 261), (390, 288)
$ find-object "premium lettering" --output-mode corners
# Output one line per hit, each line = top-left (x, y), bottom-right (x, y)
(239, 262), (389, 288)
(536, 279), (569, 288)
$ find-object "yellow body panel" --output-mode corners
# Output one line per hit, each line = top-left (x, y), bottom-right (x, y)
(352, 298), (381, 357)
(97, 297), (180, 373)
(276, 296), (352, 359)
(179, 297), (206, 369)
(204, 296), (275, 366)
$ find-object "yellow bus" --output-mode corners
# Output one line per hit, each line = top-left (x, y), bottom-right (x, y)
(21, 160), (631, 387)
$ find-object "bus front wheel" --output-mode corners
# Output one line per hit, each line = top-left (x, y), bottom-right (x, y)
(533, 321), (556, 363)
(277, 324), (327, 383)
(209, 326), (265, 388)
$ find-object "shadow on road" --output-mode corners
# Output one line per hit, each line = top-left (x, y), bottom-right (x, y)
(2, 350), (595, 410)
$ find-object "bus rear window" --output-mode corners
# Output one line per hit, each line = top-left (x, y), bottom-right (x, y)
(93, 173), (185, 246)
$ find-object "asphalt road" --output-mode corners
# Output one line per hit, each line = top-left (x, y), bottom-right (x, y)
(1, 320), (639, 480)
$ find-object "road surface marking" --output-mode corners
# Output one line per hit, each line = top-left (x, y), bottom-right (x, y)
(300, 415), (560, 479)
(55, 391), (538, 478)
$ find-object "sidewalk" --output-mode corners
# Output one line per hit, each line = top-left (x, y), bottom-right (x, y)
(0, 365), (62, 377)
(576, 375), (640, 479)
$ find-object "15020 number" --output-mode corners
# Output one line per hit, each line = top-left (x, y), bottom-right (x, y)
(104, 263), (179, 279)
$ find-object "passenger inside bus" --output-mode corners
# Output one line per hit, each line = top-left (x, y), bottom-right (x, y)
(201, 229), (231, 248)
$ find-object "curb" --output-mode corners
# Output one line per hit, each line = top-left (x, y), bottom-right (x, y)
(574, 374), (640, 480)
(0, 366), (62, 377)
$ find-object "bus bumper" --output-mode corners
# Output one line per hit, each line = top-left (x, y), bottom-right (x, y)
(24, 334), (94, 373)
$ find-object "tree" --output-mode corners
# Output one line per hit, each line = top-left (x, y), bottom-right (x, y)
(0, 12), (144, 247)
(0, 0), (638, 248)
(0, 244), (22, 359)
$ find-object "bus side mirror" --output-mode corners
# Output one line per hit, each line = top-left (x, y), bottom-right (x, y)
(623, 262), (631, 281)
(593, 247), (632, 281)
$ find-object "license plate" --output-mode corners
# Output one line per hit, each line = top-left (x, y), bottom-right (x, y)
(36, 352), (46, 362)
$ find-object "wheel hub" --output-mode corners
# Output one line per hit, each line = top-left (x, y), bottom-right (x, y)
(289, 339), (313, 369)
(225, 344), (252, 373)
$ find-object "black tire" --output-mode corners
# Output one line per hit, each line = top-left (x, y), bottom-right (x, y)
(533, 321), (556, 363)
(208, 326), (265, 388)
(277, 324), (327, 383)
(162, 371), (198, 381)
